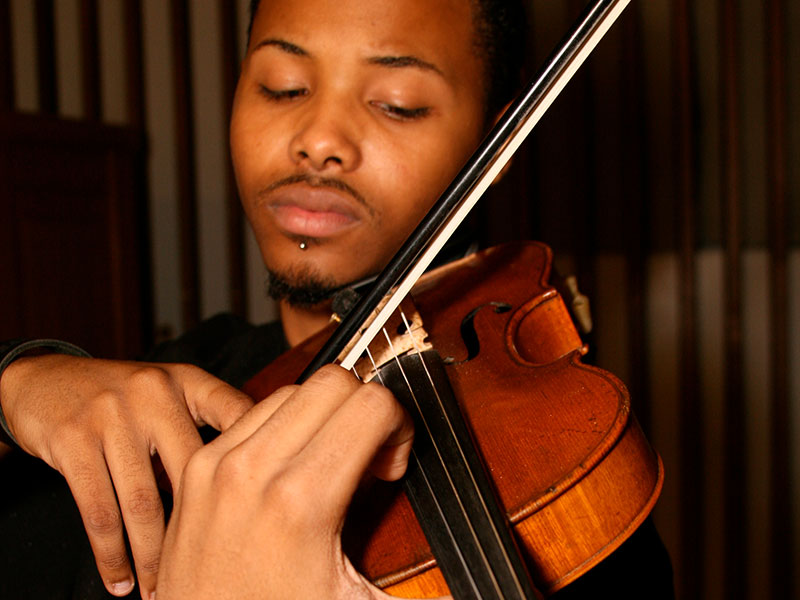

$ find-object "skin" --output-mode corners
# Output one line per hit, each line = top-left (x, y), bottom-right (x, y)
(157, 365), (415, 600)
(0, 0), (490, 597)
(231, 0), (487, 344)
(0, 357), (254, 599)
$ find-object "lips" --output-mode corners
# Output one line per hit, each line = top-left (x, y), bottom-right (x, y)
(267, 184), (363, 239)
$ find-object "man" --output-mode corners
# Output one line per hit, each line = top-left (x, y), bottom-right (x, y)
(0, 0), (672, 598)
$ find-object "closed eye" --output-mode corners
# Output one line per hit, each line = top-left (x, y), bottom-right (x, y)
(370, 101), (430, 121)
(259, 85), (308, 101)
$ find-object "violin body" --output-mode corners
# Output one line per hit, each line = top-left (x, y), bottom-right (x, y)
(243, 241), (663, 597)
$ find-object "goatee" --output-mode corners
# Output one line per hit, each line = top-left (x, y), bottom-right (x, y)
(266, 269), (342, 308)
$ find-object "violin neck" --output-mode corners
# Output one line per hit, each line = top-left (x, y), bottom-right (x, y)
(380, 351), (541, 600)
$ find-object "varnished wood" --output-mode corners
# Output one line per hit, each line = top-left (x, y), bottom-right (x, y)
(244, 242), (662, 596)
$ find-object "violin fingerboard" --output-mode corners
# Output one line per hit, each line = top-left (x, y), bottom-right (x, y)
(379, 351), (541, 600)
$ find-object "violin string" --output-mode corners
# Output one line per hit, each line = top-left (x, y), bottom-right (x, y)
(379, 326), (485, 598)
(382, 318), (515, 599)
(364, 347), (385, 385)
(397, 312), (526, 597)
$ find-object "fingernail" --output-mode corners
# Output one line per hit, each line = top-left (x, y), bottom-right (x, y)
(150, 592), (156, 600)
(109, 579), (135, 595)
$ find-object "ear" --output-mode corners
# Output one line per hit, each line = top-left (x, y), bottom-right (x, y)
(489, 101), (515, 184)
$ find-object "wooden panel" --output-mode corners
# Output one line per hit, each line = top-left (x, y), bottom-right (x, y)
(34, 0), (56, 113)
(0, 0), (12, 111)
(0, 113), (149, 358)
(79, 0), (100, 120)
(122, 0), (145, 128)
(671, 1), (704, 598)
(170, 0), (199, 330)
(719, 1), (747, 598)
(620, 8), (650, 434)
(765, 0), (793, 598)
(219, 0), (246, 316)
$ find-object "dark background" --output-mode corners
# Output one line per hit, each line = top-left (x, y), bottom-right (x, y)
(1, 1), (798, 598)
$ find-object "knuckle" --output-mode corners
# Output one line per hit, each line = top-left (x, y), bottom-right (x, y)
(124, 488), (164, 523)
(315, 364), (357, 388)
(84, 503), (123, 536)
(181, 448), (216, 487)
(125, 365), (176, 396)
(263, 474), (316, 528)
(135, 552), (161, 575)
(97, 550), (130, 571)
(358, 382), (400, 418)
(214, 448), (255, 486)
(49, 420), (93, 452)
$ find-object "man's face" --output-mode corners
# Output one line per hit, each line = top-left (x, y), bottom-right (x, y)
(231, 0), (487, 296)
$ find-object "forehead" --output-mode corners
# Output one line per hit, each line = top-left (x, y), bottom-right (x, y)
(249, 0), (480, 80)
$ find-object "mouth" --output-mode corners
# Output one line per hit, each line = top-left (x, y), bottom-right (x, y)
(267, 183), (364, 239)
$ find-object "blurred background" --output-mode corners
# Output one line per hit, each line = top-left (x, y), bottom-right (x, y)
(0, 0), (797, 598)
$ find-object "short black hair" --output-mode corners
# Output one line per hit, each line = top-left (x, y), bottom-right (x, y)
(246, 0), (526, 117)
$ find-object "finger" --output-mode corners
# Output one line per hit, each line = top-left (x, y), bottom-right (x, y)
(172, 365), (255, 431)
(58, 444), (135, 597)
(237, 366), (364, 467)
(203, 367), (362, 494)
(103, 431), (165, 599)
(297, 380), (413, 502)
(147, 401), (204, 496)
(202, 384), (298, 458)
(211, 366), (360, 467)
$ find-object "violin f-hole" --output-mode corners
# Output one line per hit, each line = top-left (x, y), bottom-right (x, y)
(451, 302), (512, 364)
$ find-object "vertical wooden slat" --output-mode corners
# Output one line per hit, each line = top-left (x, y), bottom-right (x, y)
(672, 2), (703, 598)
(0, 0), (13, 111)
(568, 0), (597, 342)
(122, 0), (153, 348)
(219, 0), (246, 317)
(621, 3), (650, 434)
(170, 0), (200, 330)
(79, 0), (100, 120)
(35, 0), (57, 113)
(765, 0), (792, 597)
(720, 0), (746, 597)
(123, 0), (145, 128)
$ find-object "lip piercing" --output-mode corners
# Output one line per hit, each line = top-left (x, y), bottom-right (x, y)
(299, 241), (308, 250)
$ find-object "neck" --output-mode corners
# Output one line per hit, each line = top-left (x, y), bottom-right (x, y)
(279, 300), (334, 347)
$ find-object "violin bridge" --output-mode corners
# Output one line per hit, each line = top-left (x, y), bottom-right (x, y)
(353, 297), (433, 382)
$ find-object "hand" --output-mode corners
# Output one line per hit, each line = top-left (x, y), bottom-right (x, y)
(156, 365), (415, 600)
(0, 355), (254, 599)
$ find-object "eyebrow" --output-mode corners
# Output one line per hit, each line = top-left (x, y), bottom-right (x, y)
(253, 37), (443, 77)
(366, 55), (444, 77)
(253, 38), (308, 56)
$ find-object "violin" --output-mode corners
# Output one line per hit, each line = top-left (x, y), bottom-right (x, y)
(244, 0), (662, 597)
(243, 242), (662, 597)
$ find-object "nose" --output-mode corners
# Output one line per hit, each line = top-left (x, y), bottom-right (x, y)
(288, 94), (362, 172)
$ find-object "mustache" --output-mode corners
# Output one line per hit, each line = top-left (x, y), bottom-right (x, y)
(260, 173), (373, 215)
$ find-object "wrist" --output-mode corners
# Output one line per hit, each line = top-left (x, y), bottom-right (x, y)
(0, 339), (91, 447)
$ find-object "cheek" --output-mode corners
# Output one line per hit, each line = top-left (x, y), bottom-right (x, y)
(376, 135), (472, 227)
(231, 111), (285, 208)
